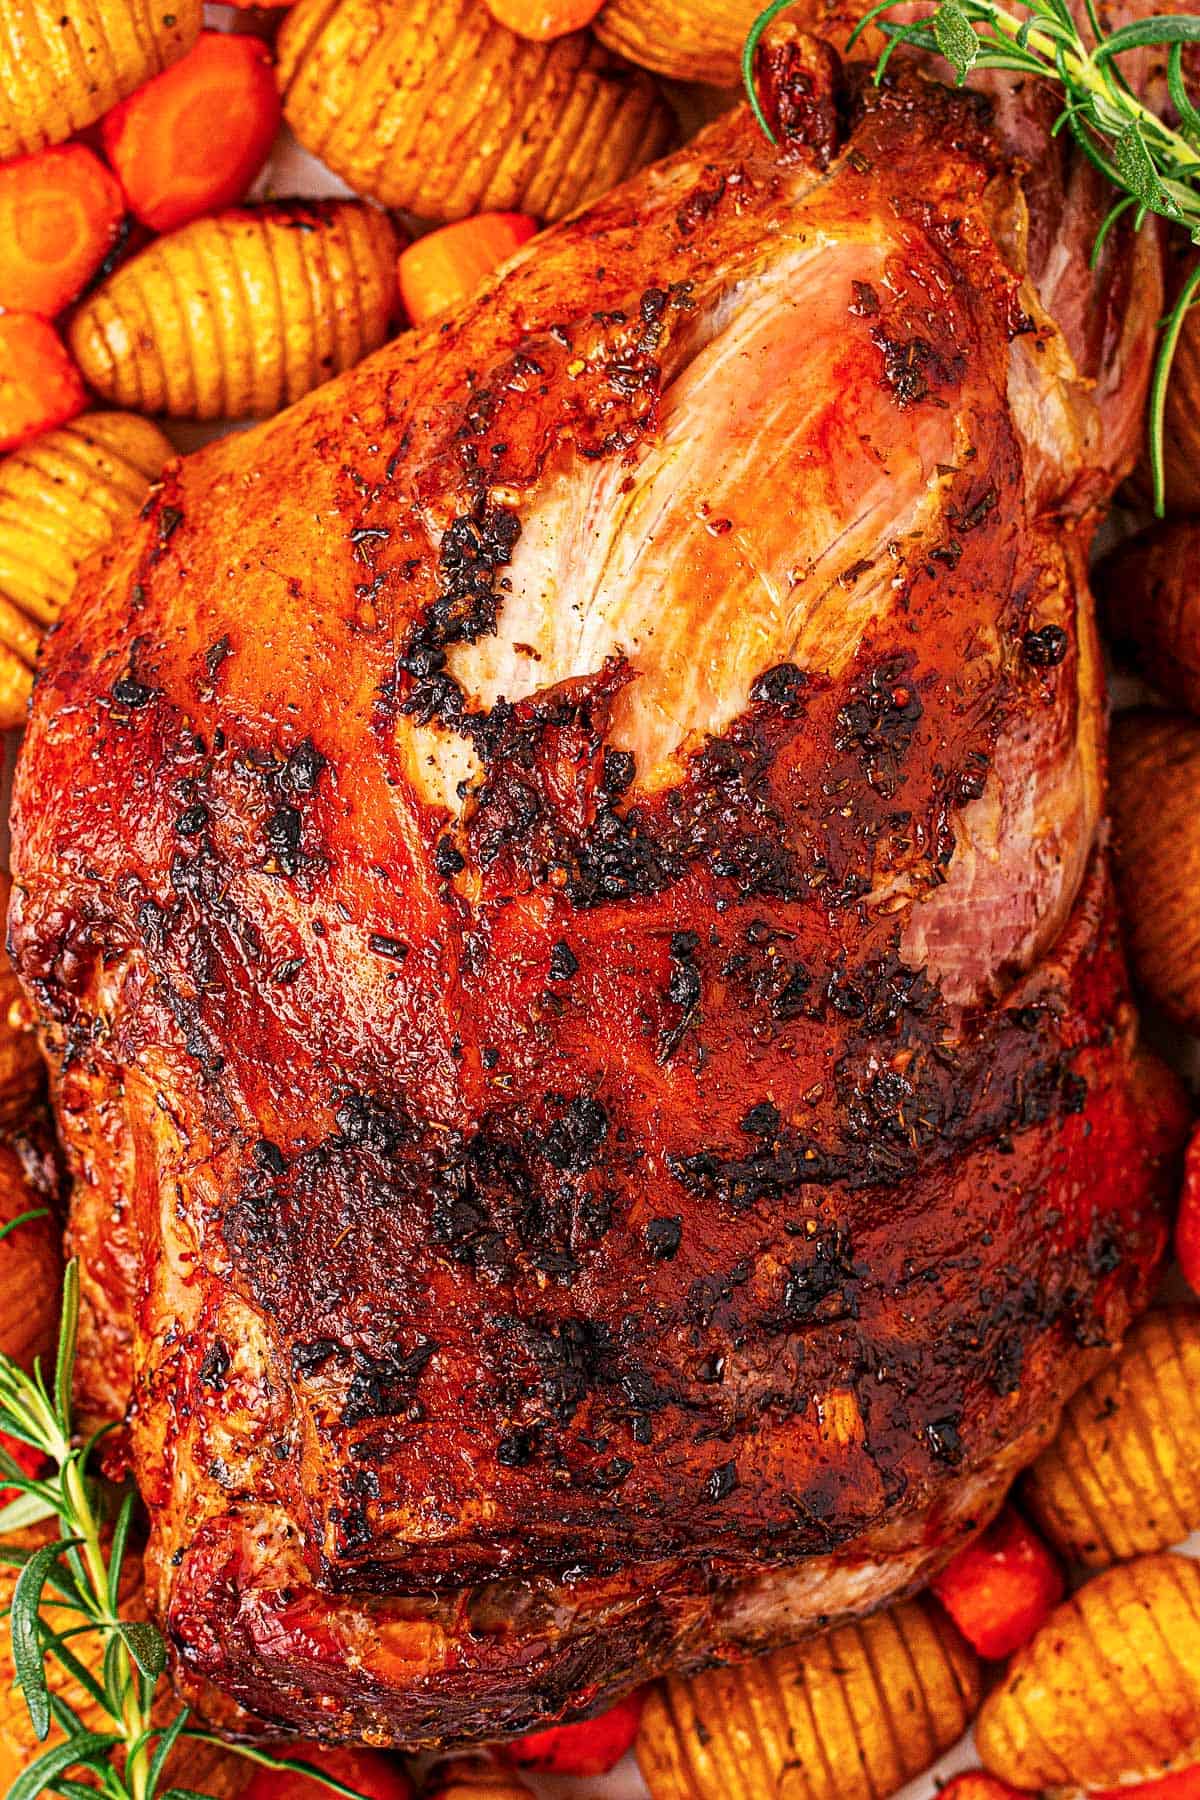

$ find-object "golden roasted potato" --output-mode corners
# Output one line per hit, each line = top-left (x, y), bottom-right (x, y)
(0, 0), (201, 157)
(594, 0), (761, 84)
(1023, 1307), (1200, 1567)
(276, 0), (674, 220)
(976, 1552), (1200, 1790)
(424, 1756), (535, 1800)
(0, 412), (173, 730)
(1099, 519), (1200, 716)
(637, 1596), (980, 1800)
(69, 201), (400, 422)
(1109, 710), (1200, 1032)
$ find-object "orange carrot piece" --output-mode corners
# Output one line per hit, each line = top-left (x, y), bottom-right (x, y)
(505, 1689), (647, 1775)
(0, 316), (87, 453)
(0, 144), (125, 316)
(1178, 1124), (1200, 1294)
(939, 1773), (1032, 1800)
(399, 213), (539, 325)
(483, 0), (603, 38)
(1093, 1768), (1200, 1800)
(101, 32), (281, 233)
(931, 1506), (1064, 1660)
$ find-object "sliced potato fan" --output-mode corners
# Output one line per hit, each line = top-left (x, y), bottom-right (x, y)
(593, 0), (762, 85)
(276, 0), (675, 219)
(637, 1596), (980, 1800)
(1023, 1307), (1200, 1568)
(0, 412), (172, 730)
(976, 1553), (1200, 1790)
(69, 201), (400, 420)
(0, 0), (201, 157)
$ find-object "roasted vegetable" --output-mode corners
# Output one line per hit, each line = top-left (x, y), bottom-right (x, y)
(101, 32), (282, 233)
(936, 1774), (1027, 1800)
(0, 0), (202, 158)
(930, 1505), (1064, 1658)
(424, 1758), (533, 1800)
(1179, 1128), (1200, 1295)
(593, 0), (761, 83)
(1023, 1306), (1200, 1566)
(637, 1597), (980, 1800)
(1109, 710), (1200, 1031)
(69, 201), (400, 421)
(1142, 265), (1200, 516)
(0, 412), (172, 730)
(238, 1747), (414, 1800)
(976, 1552), (1200, 1790)
(0, 145), (125, 317)
(0, 316), (86, 457)
(399, 213), (539, 324)
(1099, 519), (1200, 715)
(0, 1170), (59, 1376)
(483, 0), (603, 40)
(276, 0), (674, 220)
(507, 1689), (646, 1774)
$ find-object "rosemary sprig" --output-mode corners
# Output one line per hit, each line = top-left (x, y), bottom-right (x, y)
(0, 1249), (374, 1800)
(742, 0), (1200, 515)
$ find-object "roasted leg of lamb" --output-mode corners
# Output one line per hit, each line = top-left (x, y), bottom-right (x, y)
(8, 30), (1189, 1748)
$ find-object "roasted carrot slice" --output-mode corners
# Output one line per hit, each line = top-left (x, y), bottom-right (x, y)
(0, 316), (87, 453)
(101, 32), (281, 233)
(932, 1505), (1064, 1660)
(399, 214), (538, 325)
(482, 0), (604, 36)
(506, 1690), (647, 1775)
(0, 144), (125, 316)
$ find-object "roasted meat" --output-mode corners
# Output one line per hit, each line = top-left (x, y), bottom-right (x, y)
(8, 32), (1189, 1747)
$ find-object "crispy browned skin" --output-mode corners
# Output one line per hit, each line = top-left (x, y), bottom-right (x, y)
(9, 47), (1189, 1747)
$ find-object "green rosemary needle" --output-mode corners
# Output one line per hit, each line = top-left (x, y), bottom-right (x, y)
(742, 0), (1200, 515)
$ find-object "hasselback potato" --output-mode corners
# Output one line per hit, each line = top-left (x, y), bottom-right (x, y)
(69, 201), (400, 421)
(0, 0), (201, 157)
(593, 0), (760, 84)
(976, 1553), (1200, 1790)
(1109, 710), (1200, 1031)
(1099, 518), (1200, 715)
(1023, 1307), (1200, 1567)
(276, 0), (674, 220)
(637, 1597), (980, 1800)
(0, 412), (172, 728)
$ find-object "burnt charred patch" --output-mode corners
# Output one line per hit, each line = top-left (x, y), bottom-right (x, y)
(834, 654), (923, 799)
